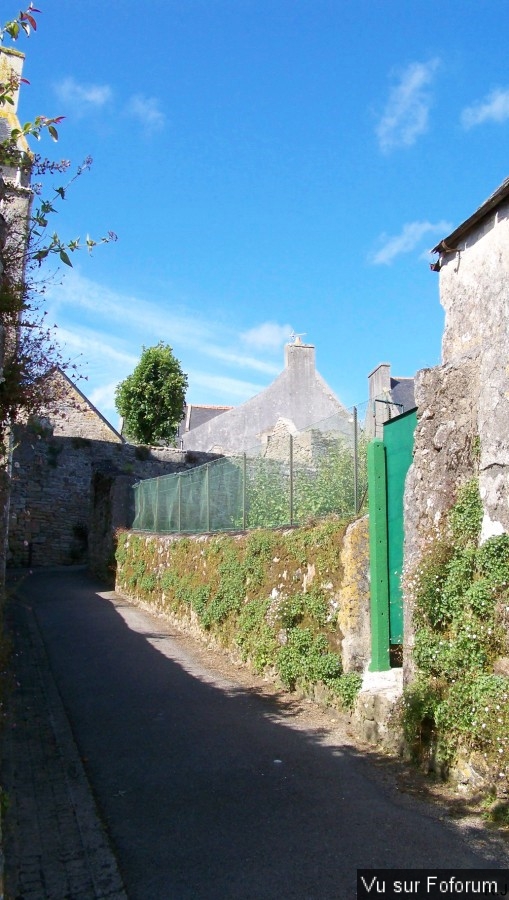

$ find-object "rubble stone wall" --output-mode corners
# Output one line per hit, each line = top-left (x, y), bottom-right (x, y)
(8, 424), (220, 577)
(403, 198), (509, 674)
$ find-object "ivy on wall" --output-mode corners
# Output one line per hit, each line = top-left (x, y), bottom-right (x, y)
(116, 518), (362, 710)
(403, 479), (509, 791)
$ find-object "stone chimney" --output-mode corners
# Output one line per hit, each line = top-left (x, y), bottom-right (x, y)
(284, 339), (316, 374)
(367, 362), (393, 438)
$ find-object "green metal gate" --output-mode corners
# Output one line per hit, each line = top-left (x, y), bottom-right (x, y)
(367, 408), (417, 670)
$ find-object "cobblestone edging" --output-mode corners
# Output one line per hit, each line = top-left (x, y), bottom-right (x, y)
(1, 590), (127, 899)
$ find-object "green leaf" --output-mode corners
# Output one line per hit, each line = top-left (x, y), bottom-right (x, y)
(59, 249), (72, 267)
(6, 22), (20, 39)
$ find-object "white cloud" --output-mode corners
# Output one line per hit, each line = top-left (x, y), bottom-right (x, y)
(46, 270), (212, 346)
(54, 77), (112, 113)
(240, 321), (293, 350)
(127, 94), (166, 132)
(189, 371), (264, 401)
(89, 381), (122, 417)
(370, 219), (452, 265)
(44, 271), (289, 420)
(47, 271), (288, 376)
(376, 59), (440, 152)
(205, 346), (280, 375)
(461, 88), (509, 129)
(55, 325), (138, 368)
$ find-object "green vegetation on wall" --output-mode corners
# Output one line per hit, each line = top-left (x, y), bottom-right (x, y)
(116, 518), (362, 709)
(403, 479), (509, 787)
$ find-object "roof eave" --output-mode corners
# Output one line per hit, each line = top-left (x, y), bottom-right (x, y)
(432, 175), (509, 254)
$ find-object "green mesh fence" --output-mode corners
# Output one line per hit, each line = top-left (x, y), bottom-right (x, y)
(132, 406), (369, 534)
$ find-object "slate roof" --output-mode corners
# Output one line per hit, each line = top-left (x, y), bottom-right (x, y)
(177, 404), (233, 439)
(390, 376), (416, 414)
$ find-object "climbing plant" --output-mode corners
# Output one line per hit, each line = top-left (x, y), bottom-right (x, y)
(0, 4), (116, 443)
(116, 518), (363, 711)
(403, 478), (509, 786)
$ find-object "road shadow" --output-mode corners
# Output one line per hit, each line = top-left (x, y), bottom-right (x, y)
(4, 567), (509, 900)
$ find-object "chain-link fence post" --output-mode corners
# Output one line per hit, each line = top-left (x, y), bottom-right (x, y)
(206, 464), (211, 532)
(353, 405), (358, 514)
(177, 474), (182, 533)
(289, 433), (294, 526)
(242, 454), (247, 530)
(154, 477), (160, 533)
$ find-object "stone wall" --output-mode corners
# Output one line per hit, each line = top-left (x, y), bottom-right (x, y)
(115, 516), (372, 676)
(114, 515), (405, 749)
(403, 186), (509, 675)
(402, 360), (479, 677)
(439, 195), (509, 542)
(33, 368), (123, 443)
(8, 423), (220, 578)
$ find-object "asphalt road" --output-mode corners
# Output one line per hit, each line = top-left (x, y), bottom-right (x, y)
(7, 568), (509, 899)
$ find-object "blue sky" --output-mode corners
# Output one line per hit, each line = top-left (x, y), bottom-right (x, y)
(5, 0), (509, 427)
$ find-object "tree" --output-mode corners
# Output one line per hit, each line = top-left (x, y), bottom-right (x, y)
(0, 5), (116, 591)
(115, 343), (188, 445)
(0, 5), (116, 440)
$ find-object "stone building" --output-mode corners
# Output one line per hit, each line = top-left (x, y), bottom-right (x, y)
(403, 175), (509, 668)
(8, 371), (219, 577)
(32, 367), (124, 443)
(181, 338), (352, 454)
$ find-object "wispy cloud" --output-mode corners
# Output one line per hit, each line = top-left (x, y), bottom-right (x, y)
(376, 59), (440, 152)
(55, 325), (138, 368)
(45, 271), (288, 417)
(241, 321), (293, 351)
(370, 219), (452, 265)
(47, 272), (286, 373)
(54, 77), (113, 114)
(126, 94), (166, 132)
(204, 346), (280, 376)
(189, 372), (265, 401)
(461, 88), (509, 129)
(47, 270), (212, 347)
(89, 382), (123, 420)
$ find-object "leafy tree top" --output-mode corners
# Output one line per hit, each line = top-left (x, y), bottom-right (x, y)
(115, 343), (188, 445)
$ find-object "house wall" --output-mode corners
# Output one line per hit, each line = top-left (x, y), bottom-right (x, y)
(182, 343), (352, 453)
(439, 198), (509, 541)
(403, 193), (509, 676)
(35, 369), (123, 443)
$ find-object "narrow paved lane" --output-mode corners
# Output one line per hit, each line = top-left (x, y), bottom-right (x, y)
(4, 568), (509, 899)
